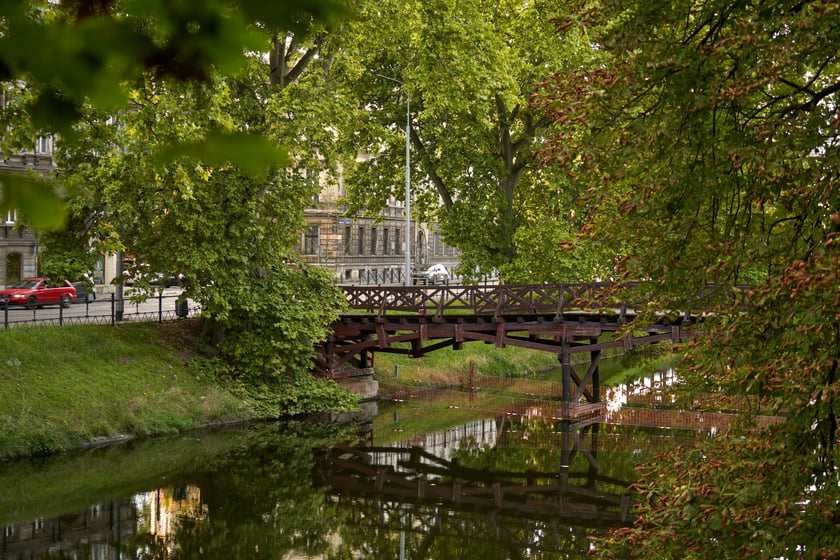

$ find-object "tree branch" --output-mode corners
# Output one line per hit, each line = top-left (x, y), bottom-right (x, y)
(410, 125), (453, 210)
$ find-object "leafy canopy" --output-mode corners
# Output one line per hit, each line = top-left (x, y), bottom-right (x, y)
(536, 0), (840, 556)
(335, 0), (612, 281)
(0, 0), (348, 229)
(27, 1), (355, 394)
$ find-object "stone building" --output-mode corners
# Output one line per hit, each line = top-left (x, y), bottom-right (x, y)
(299, 174), (460, 285)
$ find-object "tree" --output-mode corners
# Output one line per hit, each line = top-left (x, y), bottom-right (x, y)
(334, 0), (608, 281)
(43, 64), (353, 387)
(10, 1), (357, 400)
(535, 0), (840, 556)
(0, 0), (347, 229)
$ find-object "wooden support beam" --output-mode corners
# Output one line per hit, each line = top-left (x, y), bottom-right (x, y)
(571, 431), (601, 473)
(493, 482), (503, 508)
(414, 339), (457, 356)
(376, 320), (390, 348)
(568, 364), (594, 402)
(411, 337), (422, 357)
(572, 351), (602, 403)
(591, 338), (601, 403)
(454, 320), (464, 350)
(495, 321), (506, 348)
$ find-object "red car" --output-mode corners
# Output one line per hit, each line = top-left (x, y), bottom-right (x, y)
(0, 277), (76, 310)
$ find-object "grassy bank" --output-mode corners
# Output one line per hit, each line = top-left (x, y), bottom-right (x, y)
(372, 341), (561, 383)
(371, 338), (672, 386)
(1, 321), (276, 461)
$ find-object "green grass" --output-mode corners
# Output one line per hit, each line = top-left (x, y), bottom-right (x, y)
(373, 340), (560, 382)
(373, 336), (679, 391)
(0, 322), (255, 460)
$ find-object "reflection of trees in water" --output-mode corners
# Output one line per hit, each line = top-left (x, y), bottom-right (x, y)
(177, 422), (355, 559)
(3, 421), (359, 560)
(328, 498), (598, 560)
(0, 416), (661, 560)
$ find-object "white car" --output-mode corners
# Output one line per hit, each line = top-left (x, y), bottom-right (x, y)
(415, 264), (450, 285)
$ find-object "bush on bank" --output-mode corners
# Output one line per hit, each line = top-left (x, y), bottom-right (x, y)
(0, 321), (357, 461)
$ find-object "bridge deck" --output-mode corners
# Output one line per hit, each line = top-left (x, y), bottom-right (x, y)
(316, 283), (710, 417)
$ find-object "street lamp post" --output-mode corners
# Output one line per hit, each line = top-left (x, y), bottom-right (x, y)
(370, 71), (412, 287)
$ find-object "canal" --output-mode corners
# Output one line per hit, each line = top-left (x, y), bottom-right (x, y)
(1, 369), (698, 559)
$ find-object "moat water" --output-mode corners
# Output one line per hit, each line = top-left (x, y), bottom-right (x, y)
(1, 378), (693, 560)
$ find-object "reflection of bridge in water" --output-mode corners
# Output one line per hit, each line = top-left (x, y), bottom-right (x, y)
(378, 383), (785, 432)
(314, 402), (686, 558)
(314, 439), (635, 557)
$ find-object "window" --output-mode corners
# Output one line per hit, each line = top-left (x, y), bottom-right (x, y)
(344, 226), (352, 255)
(303, 226), (319, 255)
(5, 209), (16, 223)
(383, 228), (390, 255)
(370, 227), (377, 255)
(5, 253), (21, 284)
(36, 136), (50, 154)
(395, 228), (401, 255)
(358, 227), (365, 255)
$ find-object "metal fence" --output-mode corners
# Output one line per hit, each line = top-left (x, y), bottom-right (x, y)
(1, 291), (193, 329)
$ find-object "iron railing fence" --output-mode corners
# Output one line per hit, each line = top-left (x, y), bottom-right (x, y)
(0, 292), (192, 329)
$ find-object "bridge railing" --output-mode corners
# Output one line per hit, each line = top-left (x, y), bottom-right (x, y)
(340, 281), (752, 319)
(341, 283), (624, 318)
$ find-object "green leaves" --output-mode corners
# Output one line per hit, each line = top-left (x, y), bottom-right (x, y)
(0, 0), (349, 229)
(154, 130), (289, 179)
(537, 1), (840, 557)
(338, 0), (590, 279)
(0, 174), (66, 230)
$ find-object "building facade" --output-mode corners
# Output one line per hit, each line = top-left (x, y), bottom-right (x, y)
(299, 181), (460, 285)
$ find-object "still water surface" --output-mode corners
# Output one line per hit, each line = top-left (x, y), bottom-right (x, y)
(0, 396), (687, 559)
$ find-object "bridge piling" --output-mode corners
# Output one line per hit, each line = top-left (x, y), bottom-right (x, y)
(561, 342), (572, 403)
(590, 337), (601, 403)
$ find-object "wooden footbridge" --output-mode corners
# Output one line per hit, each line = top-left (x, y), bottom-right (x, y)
(315, 283), (714, 420)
